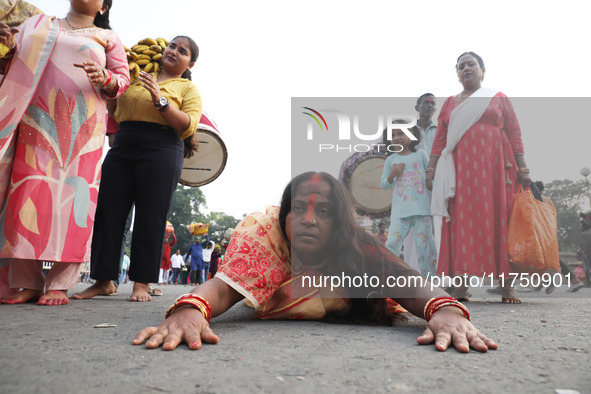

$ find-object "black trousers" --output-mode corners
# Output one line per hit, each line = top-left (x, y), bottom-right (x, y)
(90, 122), (184, 283)
(190, 269), (201, 285)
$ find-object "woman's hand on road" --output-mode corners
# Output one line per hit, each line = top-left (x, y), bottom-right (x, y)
(416, 306), (498, 353)
(132, 306), (219, 350)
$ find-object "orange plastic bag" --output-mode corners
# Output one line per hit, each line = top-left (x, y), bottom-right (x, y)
(508, 186), (560, 272)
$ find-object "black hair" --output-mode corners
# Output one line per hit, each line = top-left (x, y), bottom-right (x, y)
(170, 35), (199, 81)
(456, 51), (486, 73)
(93, 0), (112, 30)
(416, 93), (434, 106)
(534, 181), (545, 193)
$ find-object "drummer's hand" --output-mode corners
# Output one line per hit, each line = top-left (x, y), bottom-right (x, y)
(518, 171), (531, 188)
(416, 307), (498, 353)
(0, 23), (19, 49)
(138, 71), (162, 105)
(133, 306), (219, 351)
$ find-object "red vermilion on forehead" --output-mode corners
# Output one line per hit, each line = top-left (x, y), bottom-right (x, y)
(309, 174), (322, 189)
(305, 174), (322, 221)
(305, 193), (317, 221)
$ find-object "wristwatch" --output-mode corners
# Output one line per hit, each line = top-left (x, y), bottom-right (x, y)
(155, 97), (170, 112)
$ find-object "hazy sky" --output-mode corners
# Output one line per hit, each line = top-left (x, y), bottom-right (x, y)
(30, 0), (591, 218)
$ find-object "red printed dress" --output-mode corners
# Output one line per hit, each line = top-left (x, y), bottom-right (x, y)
(432, 93), (524, 276)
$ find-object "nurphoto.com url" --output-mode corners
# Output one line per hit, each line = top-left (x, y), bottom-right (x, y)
(301, 272), (574, 293)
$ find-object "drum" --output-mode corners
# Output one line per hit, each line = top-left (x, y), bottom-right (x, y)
(179, 112), (227, 187)
(338, 151), (392, 219)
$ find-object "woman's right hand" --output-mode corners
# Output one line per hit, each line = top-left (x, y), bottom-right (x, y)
(425, 172), (434, 191)
(132, 306), (219, 350)
(0, 23), (19, 49)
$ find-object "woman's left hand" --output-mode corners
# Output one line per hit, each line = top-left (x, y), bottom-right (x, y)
(416, 306), (498, 353)
(138, 71), (162, 105)
(74, 61), (106, 86)
(517, 171), (531, 187)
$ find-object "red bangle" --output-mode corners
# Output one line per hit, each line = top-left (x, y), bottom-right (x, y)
(93, 68), (115, 89)
(424, 296), (470, 322)
(102, 69), (112, 88)
(165, 293), (212, 321)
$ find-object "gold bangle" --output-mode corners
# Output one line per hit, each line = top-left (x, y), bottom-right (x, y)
(517, 168), (530, 174)
(425, 168), (435, 173)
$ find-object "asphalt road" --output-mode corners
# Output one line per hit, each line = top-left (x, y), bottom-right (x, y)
(1, 282), (589, 394)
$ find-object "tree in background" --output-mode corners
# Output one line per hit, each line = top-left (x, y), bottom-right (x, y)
(167, 185), (240, 254)
(206, 211), (240, 243)
(543, 179), (590, 252)
(168, 185), (208, 253)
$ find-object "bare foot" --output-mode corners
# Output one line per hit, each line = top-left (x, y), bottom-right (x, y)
(71, 280), (117, 300)
(130, 282), (151, 302)
(1, 289), (42, 304)
(37, 290), (69, 306)
(501, 285), (521, 304)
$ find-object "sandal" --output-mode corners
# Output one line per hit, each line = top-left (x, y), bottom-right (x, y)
(148, 287), (162, 296)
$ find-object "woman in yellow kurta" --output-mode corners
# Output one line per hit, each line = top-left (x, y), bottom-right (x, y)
(72, 36), (202, 302)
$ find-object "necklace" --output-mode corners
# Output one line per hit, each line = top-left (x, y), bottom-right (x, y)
(64, 16), (95, 30)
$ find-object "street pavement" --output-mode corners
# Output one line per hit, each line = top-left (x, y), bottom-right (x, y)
(1, 282), (590, 394)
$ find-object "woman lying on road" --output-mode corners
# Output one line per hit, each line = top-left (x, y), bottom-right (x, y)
(134, 172), (498, 353)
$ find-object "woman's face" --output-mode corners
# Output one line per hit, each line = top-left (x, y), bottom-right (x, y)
(162, 37), (195, 76)
(285, 178), (334, 261)
(456, 54), (483, 89)
(69, 0), (106, 17)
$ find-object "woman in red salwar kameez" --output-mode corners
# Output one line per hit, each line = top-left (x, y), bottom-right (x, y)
(426, 52), (531, 303)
